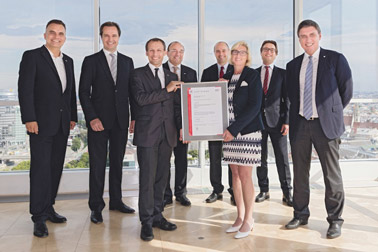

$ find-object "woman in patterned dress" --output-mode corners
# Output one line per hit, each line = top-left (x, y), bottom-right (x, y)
(221, 41), (264, 239)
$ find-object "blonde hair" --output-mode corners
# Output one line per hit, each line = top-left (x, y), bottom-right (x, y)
(230, 41), (252, 67)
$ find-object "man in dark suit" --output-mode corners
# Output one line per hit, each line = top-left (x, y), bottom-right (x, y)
(18, 19), (77, 237)
(255, 40), (292, 206)
(163, 41), (197, 207)
(284, 20), (353, 239)
(79, 22), (135, 224)
(132, 38), (182, 241)
(201, 41), (234, 204)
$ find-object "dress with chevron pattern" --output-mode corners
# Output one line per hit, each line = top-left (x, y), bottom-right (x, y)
(223, 74), (262, 166)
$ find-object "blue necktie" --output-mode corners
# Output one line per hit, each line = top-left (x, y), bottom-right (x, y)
(303, 56), (313, 120)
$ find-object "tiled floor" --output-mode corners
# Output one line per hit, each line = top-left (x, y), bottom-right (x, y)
(1, 187), (378, 252)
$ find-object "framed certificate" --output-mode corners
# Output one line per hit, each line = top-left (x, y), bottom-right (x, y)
(181, 81), (229, 141)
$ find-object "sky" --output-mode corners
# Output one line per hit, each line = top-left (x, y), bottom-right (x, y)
(0, 0), (377, 93)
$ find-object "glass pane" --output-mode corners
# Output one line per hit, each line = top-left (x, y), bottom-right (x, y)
(204, 0), (293, 165)
(100, 0), (199, 167)
(303, 0), (378, 160)
(0, 0), (94, 172)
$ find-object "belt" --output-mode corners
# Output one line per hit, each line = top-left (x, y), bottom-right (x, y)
(301, 115), (318, 120)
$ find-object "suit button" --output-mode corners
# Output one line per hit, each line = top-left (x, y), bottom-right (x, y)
(115, 89), (118, 92)
(60, 109), (63, 112)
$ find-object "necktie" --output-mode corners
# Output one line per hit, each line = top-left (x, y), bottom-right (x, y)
(263, 66), (269, 95)
(173, 66), (180, 81)
(110, 53), (117, 84)
(219, 66), (224, 78)
(154, 67), (161, 88)
(303, 56), (313, 120)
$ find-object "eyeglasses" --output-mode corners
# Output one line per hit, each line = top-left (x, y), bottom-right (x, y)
(231, 50), (248, 56)
(169, 49), (185, 54)
(262, 48), (276, 53)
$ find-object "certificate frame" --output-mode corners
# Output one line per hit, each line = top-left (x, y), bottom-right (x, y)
(181, 81), (229, 141)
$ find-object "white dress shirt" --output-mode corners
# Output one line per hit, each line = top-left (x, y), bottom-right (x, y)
(46, 46), (66, 93)
(299, 47), (320, 118)
(260, 64), (274, 89)
(149, 63), (165, 88)
(168, 61), (181, 81)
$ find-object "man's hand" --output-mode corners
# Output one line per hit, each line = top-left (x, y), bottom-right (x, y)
(281, 124), (289, 136)
(223, 129), (234, 142)
(129, 120), (135, 133)
(180, 129), (190, 144)
(90, 118), (104, 132)
(166, 81), (182, 93)
(25, 121), (38, 134)
(70, 121), (76, 130)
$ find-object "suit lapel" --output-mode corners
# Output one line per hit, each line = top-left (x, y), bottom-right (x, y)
(144, 64), (159, 89)
(40, 46), (62, 91)
(316, 48), (326, 92)
(267, 67), (278, 96)
(98, 50), (115, 85)
(233, 66), (248, 93)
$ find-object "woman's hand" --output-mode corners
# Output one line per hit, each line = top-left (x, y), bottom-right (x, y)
(223, 130), (234, 142)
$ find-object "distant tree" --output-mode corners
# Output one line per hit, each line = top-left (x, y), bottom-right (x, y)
(188, 149), (198, 158)
(65, 152), (89, 169)
(71, 137), (81, 152)
(12, 161), (30, 171)
(78, 130), (88, 148)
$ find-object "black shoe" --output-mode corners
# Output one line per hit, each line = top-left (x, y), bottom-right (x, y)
(152, 218), (177, 231)
(282, 192), (293, 207)
(90, 211), (103, 224)
(109, 203), (135, 213)
(327, 222), (342, 239)
(140, 224), (154, 241)
(255, 192), (270, 203)
(47, 210), (67, 223)
(205, 192), (223, 203)
(285, 218), (308, 229)
(33, 221), (48, 238)
(176, 195), (191, 206)
(163, 198), (173, 207)
(230, 195), (236, 206)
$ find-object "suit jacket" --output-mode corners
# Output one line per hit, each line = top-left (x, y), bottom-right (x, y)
(256, 66), (289, 128)
(163, 61), (198, 129)
(223, 66), (264, 137)
(286, 48), (353, 140)
(79, 50), (134, 130)
(131, 64), (181, 148)
(18, 46), (77, 136)
(201, 63), (233, 82)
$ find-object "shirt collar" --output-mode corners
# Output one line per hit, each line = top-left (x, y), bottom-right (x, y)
(217, 62), (229, 70)
(262, 63), (274, 69)
(149, 63), (163, 73)
(45, 45), (63, 59)
(168, 61), (181, 71)
(305, 47), (320, 60)
(103, 48), (118, 56)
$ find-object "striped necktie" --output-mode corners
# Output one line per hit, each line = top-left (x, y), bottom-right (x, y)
(303, 56), (313, 120)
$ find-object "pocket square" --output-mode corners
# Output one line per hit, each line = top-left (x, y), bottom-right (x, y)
(240, 81), (248, 87)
